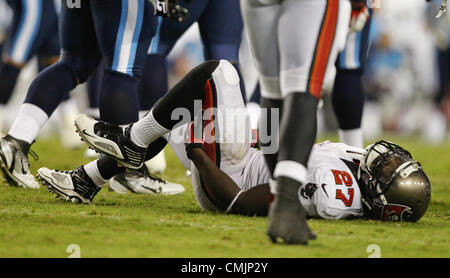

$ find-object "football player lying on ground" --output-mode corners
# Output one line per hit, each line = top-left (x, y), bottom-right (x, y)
(37, 60), (431, 222)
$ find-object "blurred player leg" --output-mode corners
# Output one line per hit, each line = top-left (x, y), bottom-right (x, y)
(142, 1), (210, 174)
(0, 0), (63, 189)
(37, 19), (83, 150)
(240, 0), (282, 176)
(242, 0), (312, 244)
(241, 0), (350, 244)
(84, 64), (103, 158)
(332, 10), (372, 148)
(240, 28), (262, 128)
(35, 0), (156, 201)
(7, 1), (100, 147)
(86, 64), (103, 120)
(0, 0), (57, 134)
(91, 0), (156, 126)
(247, 84), (261, 130)
(81, 0), (157, 193)
(138, 54), (168, 174)
(198, 0), (246, 103)
(146, 0), (209, 103)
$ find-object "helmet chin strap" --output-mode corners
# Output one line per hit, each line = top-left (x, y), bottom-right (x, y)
(376, 185), (388, 205)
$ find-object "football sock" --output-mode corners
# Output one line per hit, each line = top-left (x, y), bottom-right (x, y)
(138, 54), (167, 112)
(274, 92), (318, 184)
(143, 137), (168, 161)
(332, 69), (365, 132)
(99, 70), (139, 125)
(259, 97), (283, 177)
(274, 161), (308, 186)
(130, 110), (169, 148)
(338, 128), (363, 148)
(86, 65), (102, 120)
(95, 155), (124, 181)
(83, 160), (108, 187)
(0, 62), (21, 105)
(23, 61), (78, 117)
(8, 103), (49, 145)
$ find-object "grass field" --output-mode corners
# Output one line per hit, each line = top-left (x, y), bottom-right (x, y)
(0, 134), (449, 258)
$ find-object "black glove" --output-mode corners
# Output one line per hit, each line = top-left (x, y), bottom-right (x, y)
(154, 0), (189, 23)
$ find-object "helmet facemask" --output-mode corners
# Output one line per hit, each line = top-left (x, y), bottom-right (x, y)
(358, 140), (431, 222)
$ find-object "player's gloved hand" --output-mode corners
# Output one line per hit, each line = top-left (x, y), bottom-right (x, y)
(154, 0), (189, 23)
(349, 1), (370, 32)
(185, 120), (204, 160)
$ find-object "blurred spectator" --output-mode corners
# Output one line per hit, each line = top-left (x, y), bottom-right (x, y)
(427, 0), (450, 124)
(362, 0), (447, 143)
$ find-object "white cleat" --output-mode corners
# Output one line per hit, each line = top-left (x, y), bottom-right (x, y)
(0, 138), (39, 189)
(144, 149), (167, 174)
(84, 148), (100, 159)
(60, 112), (84, 150)
(37, 166), (101, 204)
(109, 167), (185, 196)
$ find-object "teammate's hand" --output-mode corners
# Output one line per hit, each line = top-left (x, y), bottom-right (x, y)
(185, 121), (204, 160)
(349, 2), (370, 32)
(154, 0), (189, 23)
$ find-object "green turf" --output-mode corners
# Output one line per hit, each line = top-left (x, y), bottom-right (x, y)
(0, 135), (448, 258)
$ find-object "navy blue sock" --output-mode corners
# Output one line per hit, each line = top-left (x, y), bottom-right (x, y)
(86, 64), (103, 119)
(0, 63), (21, 105)
(99, 70), (139, 125)
(138, 54), (168, 111)
(24, 62), (77, 117)
(37, 57), (66, 108)
(331, 69), (365, 130)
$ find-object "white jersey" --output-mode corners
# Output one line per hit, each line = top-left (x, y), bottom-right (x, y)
(231, 140), (365, 220)
(299, 141), (365, 220)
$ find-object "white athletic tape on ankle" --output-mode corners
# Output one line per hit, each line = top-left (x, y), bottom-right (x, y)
(274, 160), (308, 185)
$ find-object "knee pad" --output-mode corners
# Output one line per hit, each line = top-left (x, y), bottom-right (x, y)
(59, 51), (99, 83)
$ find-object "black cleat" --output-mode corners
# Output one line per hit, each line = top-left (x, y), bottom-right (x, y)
(267, 177), (316, 245)
(74, 114), (146, 169)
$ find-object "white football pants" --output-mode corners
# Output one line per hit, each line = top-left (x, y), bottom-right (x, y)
(240, 0), (351, 99)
